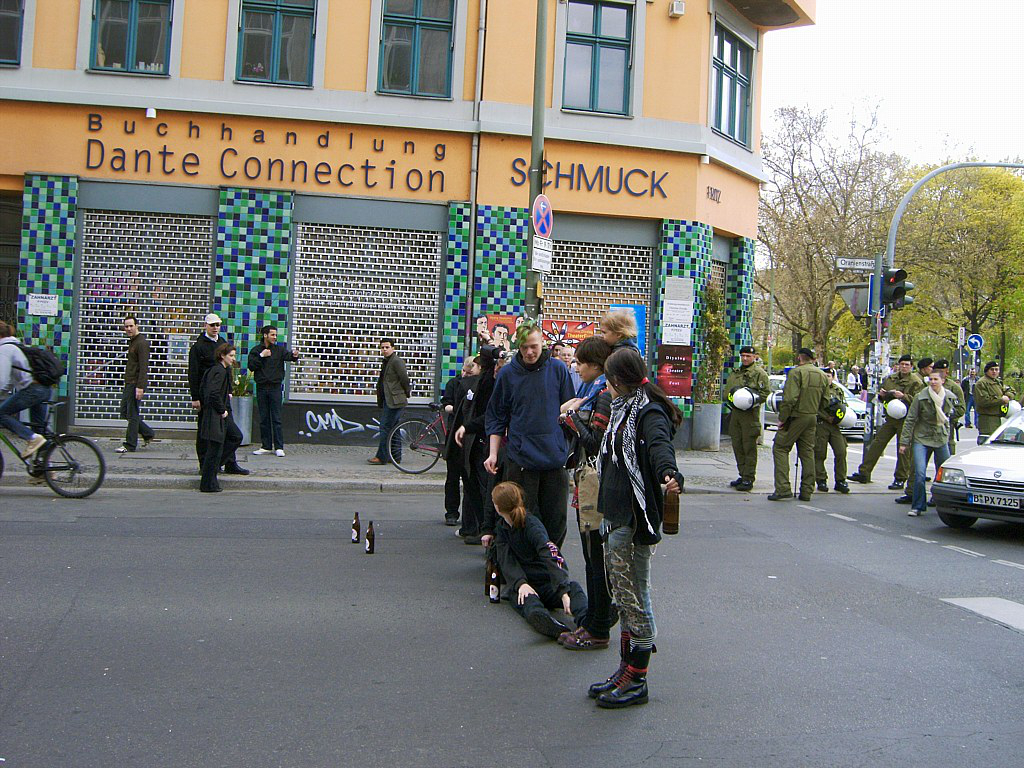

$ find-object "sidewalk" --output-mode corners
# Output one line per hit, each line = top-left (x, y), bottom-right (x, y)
(2, 432), (931, 495)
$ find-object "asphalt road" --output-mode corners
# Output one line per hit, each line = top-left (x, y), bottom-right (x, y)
(2, 487), (1023, 767)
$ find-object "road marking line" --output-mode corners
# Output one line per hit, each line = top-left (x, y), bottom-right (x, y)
(992, 559), (1024, 571)
(799, 504), (829, 513)
(942, 597), (1024, 633)
(861, 523), (887, 531)
(902, 535), (938, 544)
(942, 545), (986, 558)
(827, 513), (857, 521)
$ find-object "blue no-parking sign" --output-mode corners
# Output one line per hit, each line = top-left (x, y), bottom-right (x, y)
(532, 194), (553, 238)
(966, 333), (984, 352)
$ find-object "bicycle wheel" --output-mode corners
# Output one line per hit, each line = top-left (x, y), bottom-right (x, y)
(42, 435), (106, 498)
(387, 418), (444, 474)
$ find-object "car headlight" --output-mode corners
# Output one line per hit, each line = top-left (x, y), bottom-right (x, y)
(936, 467), (965, 485)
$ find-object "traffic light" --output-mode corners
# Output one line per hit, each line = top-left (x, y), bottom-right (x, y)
(881, 267), (914, 309)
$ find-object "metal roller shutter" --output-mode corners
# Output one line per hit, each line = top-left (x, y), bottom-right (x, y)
(74, 210), (214, 427)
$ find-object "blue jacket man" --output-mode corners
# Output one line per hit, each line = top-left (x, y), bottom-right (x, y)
(485, 325), (575, 547)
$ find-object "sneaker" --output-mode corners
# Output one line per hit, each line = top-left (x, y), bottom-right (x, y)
(275, 449), (286, 457)
(735, 480), (753, 492)
(835, 483), (851, 494)
(908, 508), (923, 517)
(20, 434), (46, 459)
(816, 482), (829, 493)
(887, 481), (904, 491)
(367, 457), (386, 465)
(253, 448), (273, 455)
(894, 494), (912, 504)
(115, 445), (134, 454)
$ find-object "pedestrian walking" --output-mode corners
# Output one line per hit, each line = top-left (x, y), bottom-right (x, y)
(117, 315), (155, 453)
(189, 313), (248, 476)
(814, 368), (850, 494)
(724, 345), (770, 491)
(198, 343), (243, 493)
(484, 323), (576, 548)
(769, 348), (828, 502)
(899, 371), (955, 517)
(846, 366), (861, 394)
(961, 368), (977, 427)
(973, 361), (1015, 437)
(848, 354), (923, 489)
(247, 325), (298, 457)
(558, 335), (615, 650)
(0, 320), (50, 460)
(586, 348), (683, 709)
(490, 481), (589, 640)
(368, 337), (410, 465)
(932, 360), (965, 455)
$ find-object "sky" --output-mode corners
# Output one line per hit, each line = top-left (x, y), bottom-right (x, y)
(760, 0), (1024, 164)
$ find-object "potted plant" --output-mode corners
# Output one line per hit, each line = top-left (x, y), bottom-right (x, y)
(231, 368), (255, 446)
(691, 286), (729, 451)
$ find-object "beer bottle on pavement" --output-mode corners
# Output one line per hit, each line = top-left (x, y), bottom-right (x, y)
(486, 558), (500, 603)
(365, 521), (375, 554)
(351, 512), (360, 543)
(663, 488), (680, 535)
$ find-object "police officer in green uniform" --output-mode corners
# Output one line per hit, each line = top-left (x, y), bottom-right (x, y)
(814, 368), (850, 494)
(769, 348), (829, 502)
(849, 354), (924, 489)
(931, 360), (966, 455)
(973, 361), (1016, 437)
(725, 345), (770, 492)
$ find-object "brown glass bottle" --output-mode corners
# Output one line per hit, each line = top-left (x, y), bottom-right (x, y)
(663, 489), (680, 535)
(351, 512), (360, 543)
(487, 559), (501, 603)
(365, 521), (375, 554)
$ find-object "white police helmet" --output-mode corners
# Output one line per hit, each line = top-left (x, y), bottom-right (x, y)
(731, 387), (755, 411)
(839, 409), (858, 429)
(885, 399), (908, 420)
(1005, 400), (1022, 418)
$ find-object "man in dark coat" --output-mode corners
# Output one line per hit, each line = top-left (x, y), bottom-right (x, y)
(189, 313), (248, 476)
(118, 315), (155, 453)
(198, 344), (243, 493)
(369, 337), (411, 465)
(247, 324), (299, 457)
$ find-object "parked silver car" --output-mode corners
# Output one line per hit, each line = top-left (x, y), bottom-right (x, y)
(763, 374), (868, 441)
(932, 412), (1024, 529)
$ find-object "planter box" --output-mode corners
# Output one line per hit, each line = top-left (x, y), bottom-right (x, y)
(690, 403), (722, 451)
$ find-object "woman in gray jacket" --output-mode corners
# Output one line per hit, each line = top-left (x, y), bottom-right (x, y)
(899, 371), (956, 517)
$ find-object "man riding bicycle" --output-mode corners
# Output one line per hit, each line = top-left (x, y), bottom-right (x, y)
(0, 320), (51, 460)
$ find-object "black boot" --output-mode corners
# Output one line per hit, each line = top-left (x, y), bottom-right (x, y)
(596, 647), (650, 708)
(589, 631), (629, 699)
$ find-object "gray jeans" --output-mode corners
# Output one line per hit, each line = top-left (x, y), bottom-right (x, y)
(602, 520), (657, 649)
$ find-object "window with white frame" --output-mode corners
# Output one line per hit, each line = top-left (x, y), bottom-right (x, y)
(711, 23), (753, 146)
(562, 0), (633, 115)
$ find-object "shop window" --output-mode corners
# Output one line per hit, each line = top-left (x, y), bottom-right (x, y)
(711, 23), (753, 146)
(91, 0), (172, 74)
(378, 0), (454, 98)
(0, 0), (23, 66)
(562, 0), (632, 115)
(238, 0), (315, 86)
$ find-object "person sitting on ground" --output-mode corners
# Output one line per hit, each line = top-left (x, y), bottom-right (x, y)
(491, 481), (588, 640)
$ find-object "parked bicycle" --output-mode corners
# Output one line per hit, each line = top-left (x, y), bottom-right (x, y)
(387, 402), (448, 474)
(0, 401), (106, 498)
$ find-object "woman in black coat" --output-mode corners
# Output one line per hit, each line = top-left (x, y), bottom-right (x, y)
(586, 348), (683, 709)
(198, 343), (238, 493)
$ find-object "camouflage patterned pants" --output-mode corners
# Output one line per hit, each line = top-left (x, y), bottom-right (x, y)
(603, 521), (657, 649)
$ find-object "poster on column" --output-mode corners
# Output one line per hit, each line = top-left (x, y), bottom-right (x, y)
(656, 344), (693, 398)
(477, 314), (521, 353)
(541, 319), (597, 349)
(662, 277), (695, 345)
(609, 304), (647, 357)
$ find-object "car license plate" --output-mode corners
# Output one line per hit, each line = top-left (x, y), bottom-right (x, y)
(967, 493), (1021, 509)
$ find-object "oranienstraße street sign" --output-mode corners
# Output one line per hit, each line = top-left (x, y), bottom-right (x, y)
(837, 257), (876, 271)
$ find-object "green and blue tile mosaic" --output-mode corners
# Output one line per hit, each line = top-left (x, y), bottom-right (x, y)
(440, 202), (473, 382)
(725, 236), (756, 371)
(472, 205), (528, 320)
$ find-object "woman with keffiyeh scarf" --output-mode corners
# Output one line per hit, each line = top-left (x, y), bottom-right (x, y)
(587, 348), (684, 709)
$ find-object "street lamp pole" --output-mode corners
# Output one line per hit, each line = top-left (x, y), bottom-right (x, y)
(524, 0), (547, 322)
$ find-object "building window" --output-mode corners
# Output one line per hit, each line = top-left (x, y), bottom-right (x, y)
(378, 0), (454, 98)
(562, 0), (632, 115)
(91, 0), (172, 74)
(238, 0), (315, 86)
(0, 0), (23, 66)
(711, 23), (753, 146)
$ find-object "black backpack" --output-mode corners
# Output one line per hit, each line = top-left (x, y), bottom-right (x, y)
(12, 343), (67, 387)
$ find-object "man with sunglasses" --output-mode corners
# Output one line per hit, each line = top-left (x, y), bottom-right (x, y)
(188, 313), (249, 477)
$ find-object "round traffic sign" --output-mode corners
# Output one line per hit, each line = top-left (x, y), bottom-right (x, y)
(532, 194), (553, 238)
(966, 333), (984, 352)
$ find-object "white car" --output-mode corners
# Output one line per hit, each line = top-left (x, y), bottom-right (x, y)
(763, 374), (868, 440)
(932, 412), (1024, 529)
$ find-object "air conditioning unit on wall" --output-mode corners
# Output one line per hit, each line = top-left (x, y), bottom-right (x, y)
(669, 1), (686, 18)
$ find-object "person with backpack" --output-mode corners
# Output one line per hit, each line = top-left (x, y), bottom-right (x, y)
(0, 320), (56, 459)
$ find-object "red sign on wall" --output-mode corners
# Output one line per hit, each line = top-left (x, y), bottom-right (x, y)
(656, 344), (693, 398)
